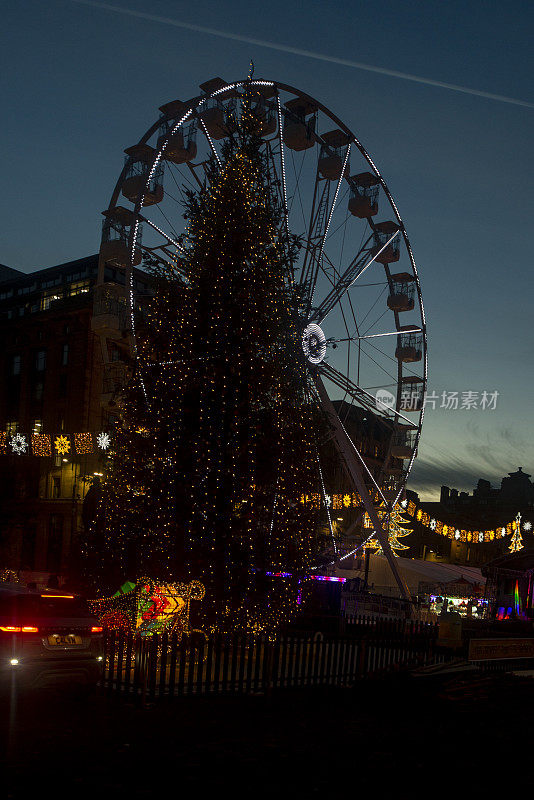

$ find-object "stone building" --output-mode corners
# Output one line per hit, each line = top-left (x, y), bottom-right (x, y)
(0, 254), (148, 581)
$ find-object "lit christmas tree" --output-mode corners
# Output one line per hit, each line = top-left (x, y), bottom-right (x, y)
(91, 87), (323, 632)
(509, 512), (524, 553)
(364, 503), (412, 556)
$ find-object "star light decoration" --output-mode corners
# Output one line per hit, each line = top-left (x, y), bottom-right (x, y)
(54, 435), (70, 456)
(10, 434), (28, 455)
(97, 432), (111, 451)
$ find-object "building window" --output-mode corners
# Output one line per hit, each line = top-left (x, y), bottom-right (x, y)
(6, 420), (18, 436)
(41, 290), (63, 311)
(31, 419), (43, 435)
(52, 476), (61, 499)
(35, 350), (46, 371)
(68, 280), (90, 297)
(62, 343), (69, 366)
(11, 355), (21, 376)
(34, 382), (44, 401)
(47, 515), (64, 573)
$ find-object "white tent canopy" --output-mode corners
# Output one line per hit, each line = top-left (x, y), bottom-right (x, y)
(335, 554), (484, 598)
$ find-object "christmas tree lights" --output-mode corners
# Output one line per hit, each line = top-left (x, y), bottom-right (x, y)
(91, 86), (324, 633)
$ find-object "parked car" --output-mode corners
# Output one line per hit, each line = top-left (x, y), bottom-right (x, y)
(0, 585), (104, 690)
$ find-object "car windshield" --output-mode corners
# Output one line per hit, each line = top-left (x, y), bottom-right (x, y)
(0, 593), (93, 621)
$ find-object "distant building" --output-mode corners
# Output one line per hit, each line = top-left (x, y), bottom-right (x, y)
(0, 254), (149, 581)
(405, 467), (534, 567)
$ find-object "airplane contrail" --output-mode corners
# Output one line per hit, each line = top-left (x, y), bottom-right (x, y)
(70, 0), (534, 109)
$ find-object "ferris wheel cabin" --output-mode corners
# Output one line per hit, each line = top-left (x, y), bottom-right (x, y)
(387, 273), (416, 312)
(100, 206), (142, 268)
(391, 426), (418, 459)
(395, 325), (423, 363)
(348, 172), (380, 218)
(283, 97), (317, 151)
(318, 130), (350, 181)
(122, 144), (164, 206)
(157, 111), (198, 164)
(198, 77), (237, 139)
(373, 221), (401, 264)
(400, 376), (425, 412)
(248, 86), (277, 137)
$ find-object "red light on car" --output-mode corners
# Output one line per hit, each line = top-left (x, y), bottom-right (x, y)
(91, 626), (103, 633)
(21, 626), (39, 633)
(0, 625), (21, 633)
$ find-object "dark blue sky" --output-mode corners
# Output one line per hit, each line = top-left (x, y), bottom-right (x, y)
(2, 0), (533, 498)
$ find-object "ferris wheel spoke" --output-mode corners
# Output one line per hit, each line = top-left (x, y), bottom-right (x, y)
(301, 143), (352, 316)
(316, 450), (337, 555)
(332, 328), (421, 343)
(319, 362), (378, 414)
(309, 237), (374, 324)
(197, 117), (222, 167)
(359, 342), (400, 387)
(320, 362), (414, 426)
(275, 96), (289, 232)
(142, 217), (186, 254)
(314, 371), (387, 504)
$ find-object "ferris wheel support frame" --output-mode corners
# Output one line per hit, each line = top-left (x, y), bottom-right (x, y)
(313, 372), (413, 603)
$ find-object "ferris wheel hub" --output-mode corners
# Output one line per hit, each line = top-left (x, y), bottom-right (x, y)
(302, 323), (327, 364)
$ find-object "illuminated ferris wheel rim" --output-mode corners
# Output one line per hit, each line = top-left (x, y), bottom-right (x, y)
(100, 75), (427, 541)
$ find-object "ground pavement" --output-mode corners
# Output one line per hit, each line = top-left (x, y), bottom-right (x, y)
(2, 671), (534, 797)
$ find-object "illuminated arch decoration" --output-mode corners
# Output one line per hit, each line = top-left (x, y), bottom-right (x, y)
(0, 431), (113, 456)
(402, 501), (530, 544)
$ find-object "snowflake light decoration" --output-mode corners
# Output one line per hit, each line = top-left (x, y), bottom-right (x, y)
(523, 521), (532, 532)
(455, 529), (461, 540)
(478, 532), (484, 543)
(97, 432), (110, 451)
(400, 499), (408, 509)
(11, 433), (27, 455)
(430, 518), (436, 530)
(54, 435), (71, 455)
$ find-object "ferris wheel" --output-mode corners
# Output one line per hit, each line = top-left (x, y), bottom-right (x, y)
(94, 76), (427, 601)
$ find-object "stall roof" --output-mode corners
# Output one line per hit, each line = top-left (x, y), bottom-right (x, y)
(337, 555), (484, 596)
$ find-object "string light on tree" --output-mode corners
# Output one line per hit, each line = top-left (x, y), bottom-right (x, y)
(89, 85), (322, 634)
